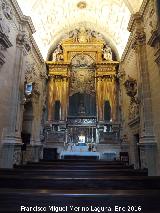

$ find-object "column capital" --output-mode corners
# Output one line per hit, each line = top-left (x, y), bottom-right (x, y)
(132, 31), (146, 50)
(16, 32), (31, 53)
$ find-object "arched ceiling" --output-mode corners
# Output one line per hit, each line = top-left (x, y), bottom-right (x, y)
(17, 0), (143, 60)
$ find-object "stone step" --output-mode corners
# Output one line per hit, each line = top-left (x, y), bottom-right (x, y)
(0, 168), (148, 176)
(0, 176), (159, 190)
(0, 189), (160, 213)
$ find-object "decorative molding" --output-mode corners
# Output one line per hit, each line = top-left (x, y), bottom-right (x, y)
(16, 32), (31, 52)
(0, 31), (12, 67)
(124, 76), (139, 122)
(124, 76), (137, 99)
(121, 33), (133, 62)
(30, 36), (44, 63)
(154, 47), (160, 65)
(0, 31), (12, 49)
(148, 28), (160, 47)
(132, 31), (146, 50)
(2, 0), (13, 20)
(10, 0), (35, 34)
(148, 28), (160, 65)
(10, 0), (44, 62)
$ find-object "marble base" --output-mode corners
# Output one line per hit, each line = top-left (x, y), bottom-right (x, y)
(22, 143), (43, 164)
(138, 142), (157, 176)
(0, 136), (22, 168)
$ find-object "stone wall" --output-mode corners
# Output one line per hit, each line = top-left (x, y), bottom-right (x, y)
(120, 0), (160, 175)
(0, 0), (46, 168)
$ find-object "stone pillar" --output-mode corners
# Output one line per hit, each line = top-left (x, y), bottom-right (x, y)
(130, 13), (157, 175)
(0, 32), (30, 168)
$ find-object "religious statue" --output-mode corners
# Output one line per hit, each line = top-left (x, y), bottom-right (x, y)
(103, 44), (112, 61)
(69, 29), (79, 42)
(78, 26), (89, 43)
(52, 44), (63, 62)
(78, 101), (86, 116)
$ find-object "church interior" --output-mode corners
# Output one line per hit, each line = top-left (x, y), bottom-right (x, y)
(0, 0), (160, 212)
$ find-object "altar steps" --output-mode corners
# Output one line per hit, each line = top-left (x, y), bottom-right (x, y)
(0, 160), (160, 212)
(0, 176), (160, 190)
(0, 189), (160, 213)
(0, 169), (147, 176)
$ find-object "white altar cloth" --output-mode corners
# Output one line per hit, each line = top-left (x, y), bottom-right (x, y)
(60, 151), (100, 159)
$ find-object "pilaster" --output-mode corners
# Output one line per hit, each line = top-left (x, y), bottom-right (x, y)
(130, 13), (157, 175)
(0, 31), (31, 168)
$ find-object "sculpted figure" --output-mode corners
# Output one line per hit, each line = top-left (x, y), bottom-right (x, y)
(52, 44), (63, 62)
(69, 29), (79, 42)
(78, 26), (89, 43)
(103, 44), (112, 61)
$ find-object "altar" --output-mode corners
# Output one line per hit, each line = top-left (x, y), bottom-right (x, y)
(60, 142), (100, 159)
(60, 151), (100, 159)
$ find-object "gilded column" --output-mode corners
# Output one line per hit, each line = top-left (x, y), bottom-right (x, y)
(48, 76), (54, 121)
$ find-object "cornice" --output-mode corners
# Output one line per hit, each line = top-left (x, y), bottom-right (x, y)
(128, 0), (150, 33)
(31, 36), (44, 63)
(139, 0), (150, 16)
(122, 0), (150, 62)
(11, 0), (35, 34)
(121, 33), (133, 62)
(10, 0), (44, 63)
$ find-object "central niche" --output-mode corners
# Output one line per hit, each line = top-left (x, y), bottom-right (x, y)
(69, 54), (96, 116)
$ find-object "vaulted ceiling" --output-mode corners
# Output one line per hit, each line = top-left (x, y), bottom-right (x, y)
(17, 0), (143, 60)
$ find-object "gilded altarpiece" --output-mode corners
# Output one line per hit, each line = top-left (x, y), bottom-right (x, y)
(47, 28), (119, 124)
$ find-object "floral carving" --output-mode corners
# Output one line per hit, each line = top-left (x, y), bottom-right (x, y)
(124, 75), (137, 99)
(124, 76), (139, 120)
(16, 32), (31, 52)
(132, 31), (146, 50)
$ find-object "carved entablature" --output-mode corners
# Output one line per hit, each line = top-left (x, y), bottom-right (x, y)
(47, 62), (69, 80)
(96, 62), (118, 81)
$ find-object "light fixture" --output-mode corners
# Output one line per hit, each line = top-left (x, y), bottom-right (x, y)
(77, 1), (87, 9)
